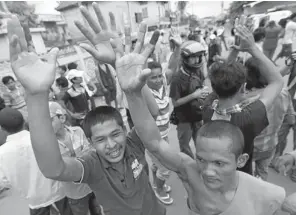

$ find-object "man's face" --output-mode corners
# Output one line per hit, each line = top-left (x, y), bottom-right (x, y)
(195, 136), (238, 190)
(51, 115), (66, 134)
(6, 79), (16, 91)
(187, 54), (203, 66)
(147, 68), (163, 91)
(90, 120), (126, 163)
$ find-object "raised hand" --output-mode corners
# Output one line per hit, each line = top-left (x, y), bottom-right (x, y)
(75, 2), (122, 65)
(231, 15), (256, 52)
(169, 27), (182, 47)
(8, 15), (58, 95)
(111, 28), (160, 93)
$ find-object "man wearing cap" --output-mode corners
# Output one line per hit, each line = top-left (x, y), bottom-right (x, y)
(0, 107), (71, 215)
(49, 102), (102, 215)
(63, 69), (91, 126)
(170, 41), (210, 159)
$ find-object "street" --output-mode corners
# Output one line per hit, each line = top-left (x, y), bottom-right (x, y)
(0, 43), (295, 215)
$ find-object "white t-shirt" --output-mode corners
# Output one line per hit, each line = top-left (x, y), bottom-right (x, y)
(0, 131), (65, 209)
(284, 21), (296, 50)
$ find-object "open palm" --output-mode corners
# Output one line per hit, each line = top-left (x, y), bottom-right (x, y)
(75, 3), (123, 65)
(112, 30), (160, 93)
(8, 16), (58, 95)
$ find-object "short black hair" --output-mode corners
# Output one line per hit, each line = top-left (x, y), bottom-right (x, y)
(148, 61), (162, 70)
(245, 57), (267, 90)
(68, 62), (78, 70)
(0, 108), (24, 134)
(56, 76), (69, 88)
(209, 61), (247, 98)
(196, 120), (244, 159)
(82, 106), (124, 138)
(59, 65), (67, 72)
(253, 28), (265, 42)
(278, 18), (287, 28)
(2, 76), (15, 85)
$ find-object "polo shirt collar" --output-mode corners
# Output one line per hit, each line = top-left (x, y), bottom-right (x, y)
(6, 130), (29, 142)
(101, 144), (135, 170)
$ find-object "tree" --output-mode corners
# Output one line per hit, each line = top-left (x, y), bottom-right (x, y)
(177, 1), (188, 23)
(5, 2), (38, 51)
(228, 1), (251, 22)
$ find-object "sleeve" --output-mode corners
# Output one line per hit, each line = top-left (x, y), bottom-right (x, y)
(245, 100), (269, 136)
(2, 94), (11, 107)
(126, 128), (145, 155)
(169, 78), (182, 100)
(76, 150), (102, 184)
(282, 192), (296, 214)
(265, 185), (286, 215)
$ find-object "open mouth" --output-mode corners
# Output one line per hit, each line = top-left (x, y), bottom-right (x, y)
(107, 146), (122, 159)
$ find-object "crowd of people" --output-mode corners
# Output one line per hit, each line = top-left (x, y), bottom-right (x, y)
(0, 3), (296, 215)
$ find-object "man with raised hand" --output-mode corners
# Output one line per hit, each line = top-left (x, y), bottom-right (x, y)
(8, 4), (164, 215)
(111, 19), (286, 215)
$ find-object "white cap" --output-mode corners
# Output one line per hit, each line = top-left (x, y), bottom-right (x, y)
(66, 69), (83, 81)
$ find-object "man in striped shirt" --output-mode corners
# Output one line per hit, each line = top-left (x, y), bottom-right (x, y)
(144, 61), (173, 205)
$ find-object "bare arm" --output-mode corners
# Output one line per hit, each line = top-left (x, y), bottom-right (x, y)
(26, 94), (83, 181)
(172, 93), (196, 107)
(126, 92), (187, 173)
(141, 85), (159, 119)
(279, 64), (293, 77)
(166, 46), (181, 85)
(249, 47), (283, 110)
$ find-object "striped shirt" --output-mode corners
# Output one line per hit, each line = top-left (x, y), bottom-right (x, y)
(149, 74), (170, 138)
(3, 86), (26, 109)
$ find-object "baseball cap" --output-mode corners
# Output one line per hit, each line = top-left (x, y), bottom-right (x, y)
(0, 107), (24, 131)
(49, 102), (67, 118)
(66, 69), (83, 81)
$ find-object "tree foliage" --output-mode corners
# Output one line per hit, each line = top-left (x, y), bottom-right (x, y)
(228, 1), (251, 22)
(6, 1), (38, 27)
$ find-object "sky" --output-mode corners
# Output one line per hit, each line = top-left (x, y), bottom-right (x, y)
(171, 1), (232, 18)
(30, 1), (231, 18)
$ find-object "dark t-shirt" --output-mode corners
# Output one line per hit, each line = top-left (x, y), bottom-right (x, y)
(208, 43), (221, 67)
(63, 87), (89, 113)
(170, 69), (205, 123)
(77, 129), (165, 215)
(202, 95), (269, 175)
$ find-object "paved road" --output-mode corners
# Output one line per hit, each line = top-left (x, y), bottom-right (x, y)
(0, 43), (295, 215)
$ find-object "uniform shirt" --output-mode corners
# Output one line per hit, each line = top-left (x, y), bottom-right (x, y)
(188, 171), (286, 215)
(0, 130), (65, 209)
(76, 129), (165, 215)
(58, 126), (92, 200)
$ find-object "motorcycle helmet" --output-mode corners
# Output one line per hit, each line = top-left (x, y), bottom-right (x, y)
(181, 41), (206, 70)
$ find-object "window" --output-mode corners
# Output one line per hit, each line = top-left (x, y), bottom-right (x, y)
(142, 7), (148, 18)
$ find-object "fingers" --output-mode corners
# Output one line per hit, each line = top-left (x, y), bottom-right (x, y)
(141, 30), (160, 60)
(45, 47), (59, 64)
(75, 21), (96, 45)
(9, 35), (21, 62)
(124, 26), (132, 54)
(80, 6), (102, 34)
(109, 12), (117, 32)
(79, 43), (102, 60)
(93, 2), (108, 30)
(110, 39), (124, 61)
(239, 15), (246, 26)
(133, 22), (147, 54)
(7, 15), (28, 53)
